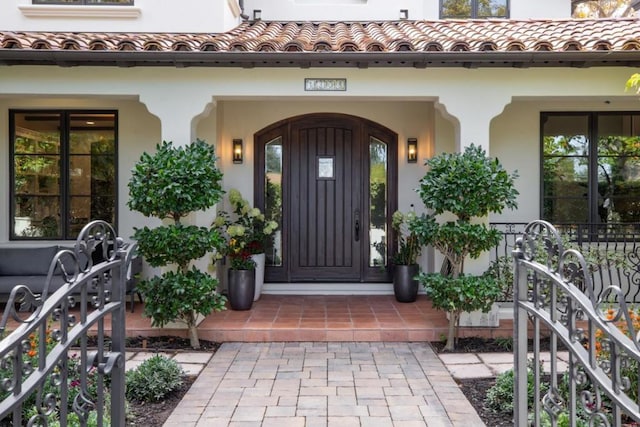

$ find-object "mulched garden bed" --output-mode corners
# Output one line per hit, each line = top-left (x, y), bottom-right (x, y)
(118, 336), (219, 426)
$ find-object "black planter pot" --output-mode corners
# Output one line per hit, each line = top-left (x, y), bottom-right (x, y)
(228, 269), (256, 310)
(393, 264), (419, 303)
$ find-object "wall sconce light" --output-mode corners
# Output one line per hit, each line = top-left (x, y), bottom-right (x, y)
(399, 9), (409, 20)
(407, 138), (417, 163)
(253, 9), (262, 20)
(233, 139), (243, 164)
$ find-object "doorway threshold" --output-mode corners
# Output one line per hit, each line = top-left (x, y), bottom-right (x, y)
(264, 282), (418, 295)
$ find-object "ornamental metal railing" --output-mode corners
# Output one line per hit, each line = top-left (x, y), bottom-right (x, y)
(0, 220), (131, 426)
(513, 220), (640, 426)
(492, 222), (640, 303)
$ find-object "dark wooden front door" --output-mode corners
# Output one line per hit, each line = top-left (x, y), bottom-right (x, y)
(255, 113), (397, 283)
(290, 115), (362, 281)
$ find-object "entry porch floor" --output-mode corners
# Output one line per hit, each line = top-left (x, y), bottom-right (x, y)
(124, 294), (514, 343)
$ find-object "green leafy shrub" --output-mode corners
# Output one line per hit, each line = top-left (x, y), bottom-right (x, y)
(128, 139), (227, 348)
(419, 272), (502, 348)
(420, 273), (501, 315)
(139, 268), (224, 329)
(411, 144), (518, 350)
(125, 355), (185, 403)
(485, 362), (547, 415)
(493, 336), (513, 352)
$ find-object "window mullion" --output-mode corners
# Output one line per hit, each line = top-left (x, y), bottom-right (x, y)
(61, 112), (70, 240)
(589, 113), (599, 228)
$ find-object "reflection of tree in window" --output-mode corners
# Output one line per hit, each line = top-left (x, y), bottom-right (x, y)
(596, 134), (640, 223)
(441, 0), (508, 18)
(542, 112), (640, 226)
(572, 0), (636, 18)
(370, 139), (387, 267)
(11, 111), (116, 240)
(265, 139), (283, 266)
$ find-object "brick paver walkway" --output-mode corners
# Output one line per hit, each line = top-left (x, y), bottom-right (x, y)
(163, 342), (485, 427)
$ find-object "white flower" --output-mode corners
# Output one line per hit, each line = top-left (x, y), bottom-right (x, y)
(228, 225), (245, 237)
(264, 221), (278, 235)
(228, 188), (242, 205)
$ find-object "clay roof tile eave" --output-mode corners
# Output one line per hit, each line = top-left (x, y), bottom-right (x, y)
(1, 44), (640, 68)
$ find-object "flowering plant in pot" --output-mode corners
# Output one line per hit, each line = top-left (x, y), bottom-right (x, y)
(212, 189), (278, 307)
(391, 209), (422, 302)
(213, 189), (278, 255)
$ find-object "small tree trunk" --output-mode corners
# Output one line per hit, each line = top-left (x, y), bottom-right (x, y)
(185, 311), (200, 349)
(188, 324), (200, 350)
(444, 311), (459, 351)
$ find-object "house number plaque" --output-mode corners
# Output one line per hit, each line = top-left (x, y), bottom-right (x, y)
(304, 78), (347, 91)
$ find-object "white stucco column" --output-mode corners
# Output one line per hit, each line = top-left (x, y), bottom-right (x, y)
(436, 91), (511, 153)
(138, 89), (218, 274)
(435, 91), (512, 275)
(139, 88), (214, 145)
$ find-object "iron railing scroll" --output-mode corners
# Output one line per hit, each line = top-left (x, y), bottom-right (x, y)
(514, 220), (640, 427)
(0, 220), (131, 426)
(492, 222), (640, 303)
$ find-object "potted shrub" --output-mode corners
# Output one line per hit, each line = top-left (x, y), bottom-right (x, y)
(391, 209), (422, 302)
(212, 189), (277, 307)
(128, 140), (227, 349)
(411, 144), (519, 351)
(225, 239), (256, 311)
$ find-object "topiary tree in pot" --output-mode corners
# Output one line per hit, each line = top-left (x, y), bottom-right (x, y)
(410, 144), (519, 351)
(128, 139), (226, 349)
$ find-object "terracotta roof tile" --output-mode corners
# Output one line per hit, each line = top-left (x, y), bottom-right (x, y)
(2, 18), (640, 67)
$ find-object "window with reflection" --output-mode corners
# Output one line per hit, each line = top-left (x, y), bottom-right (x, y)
(542, 112), (640, 225)
(265, 137), (283, 266)
(369, 137), (388, 267)
(440, 0), (508, 18)
(11, 111), (117, 240)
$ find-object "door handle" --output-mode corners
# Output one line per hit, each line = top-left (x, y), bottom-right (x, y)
(354, 210), (360, 242)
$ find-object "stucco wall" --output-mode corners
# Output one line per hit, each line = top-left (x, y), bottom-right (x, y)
(209, 100), (433, 215)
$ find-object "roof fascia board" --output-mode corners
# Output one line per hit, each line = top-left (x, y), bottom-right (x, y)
(0, 50), (637, 68)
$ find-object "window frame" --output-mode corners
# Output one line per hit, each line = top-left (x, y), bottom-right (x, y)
(439, 0), (509, 19)
(540, 111), (640, 229)
(9, 109), (119, 241)
(32, 0), (133, 5)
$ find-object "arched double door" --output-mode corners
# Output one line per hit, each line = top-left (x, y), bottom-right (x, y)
(254, 113), (397, 283)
